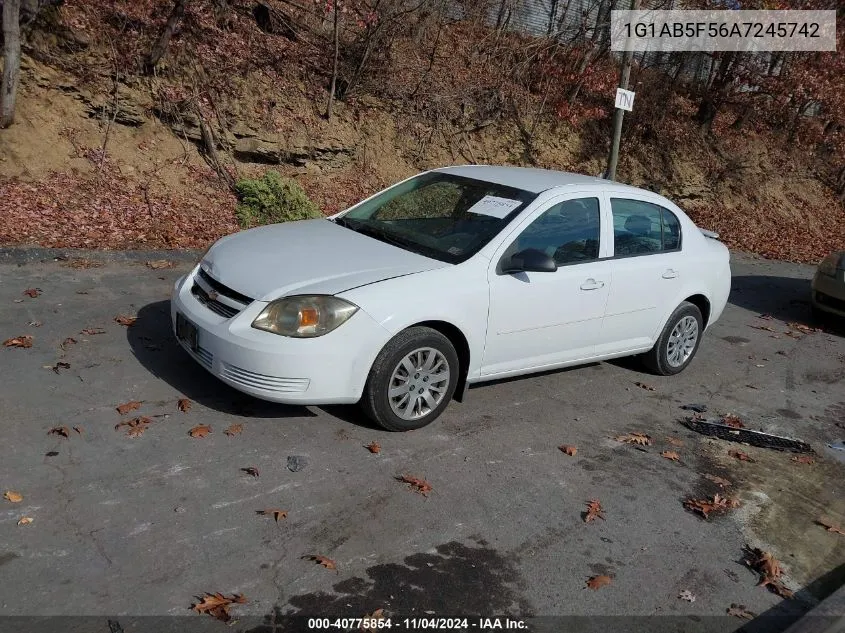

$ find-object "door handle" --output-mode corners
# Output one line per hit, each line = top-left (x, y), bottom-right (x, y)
(580, 279), (605, 291)
(662, 269), (679, 279)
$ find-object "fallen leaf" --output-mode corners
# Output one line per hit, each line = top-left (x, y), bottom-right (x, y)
(744, 548), (794, 598)
(397, 475), (432, 496)
(661, 450), (681, 462)
(786, 322), (821, 334)
(816, 518), (845, 535)
(80, 328), (106, 335)
(666, 437), (684, 447)
(28, 320), (42, 327)
(4, 491), (23, 503)
(634, 381), (656, 391)
(191, 592), (247, 622)
(585, 575), (612, 590)
(791, 455), (815, 465)
(559, 444), (578, 456)
(757, 313), (774, 320)
(52, 361), (71, 374)
(584, 499), (605, 523)
(678, 589), (696, 602)
(256, 509), (288, 522)
(703, 474), (732, 488)
(362, 608), (386, 632)
(721, 413), (745, 429)
(115, 416), (152, 438)
(614, 432), (651, 446)
(727, 604), (755, 620)
(177, 398), (192, 413)
(17, 517), (33, 526)
(48, 426), (70, 438)
(749, 324), (776, 332)
(114, 315), (137, 327)
(60, 337), (77, 351)
(64, 258), (103, 269)
(224, 423), (243, 436)
(241, 466), (259, 478)
(784, 331), (802, 339)
(73, 425), (83, 434)
(366, 441), (381, 454)
(683, 494), (740, 519)
(189, 424), (212, 438)
(302, 554), (337, 571)
(4, 335), (33, 348)
(146, 259), (174, 270)
(116, 400), (142, 415)
(23, 288), (42, 298)
(729, 449), (756, 463)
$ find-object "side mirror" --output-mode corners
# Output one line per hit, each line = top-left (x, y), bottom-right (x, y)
(502, 248), (557, 274)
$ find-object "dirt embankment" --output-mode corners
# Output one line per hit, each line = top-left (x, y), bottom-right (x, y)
(1, 7), (844, 260)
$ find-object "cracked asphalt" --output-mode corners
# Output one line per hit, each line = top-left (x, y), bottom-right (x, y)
(0, 250), (843, 631)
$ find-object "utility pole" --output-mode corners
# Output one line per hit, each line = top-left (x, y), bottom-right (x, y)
(605, 0), (640, 181)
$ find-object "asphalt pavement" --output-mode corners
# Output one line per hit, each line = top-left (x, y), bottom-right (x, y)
(0, 250), (843, 632)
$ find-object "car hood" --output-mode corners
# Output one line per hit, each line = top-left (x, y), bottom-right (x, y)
(201, 219), (449, 301)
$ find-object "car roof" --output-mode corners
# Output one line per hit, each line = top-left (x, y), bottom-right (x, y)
(433, 164), (647, 195)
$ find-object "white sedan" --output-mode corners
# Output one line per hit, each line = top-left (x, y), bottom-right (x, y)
(171, 166), (731, 430)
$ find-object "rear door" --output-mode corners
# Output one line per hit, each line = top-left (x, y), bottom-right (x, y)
(482, 193), (613, 376)
(597, 195), (684, 355)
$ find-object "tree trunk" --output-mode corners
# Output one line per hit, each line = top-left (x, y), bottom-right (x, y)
(567, 0), (614, 103)
(695, 51), (737, 131)
(325, 3), (339, 121)
(1, 0), (22, 129)
(144, 0), (187, 74)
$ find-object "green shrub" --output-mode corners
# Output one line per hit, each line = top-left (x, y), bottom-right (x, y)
(234, 171), (321, 228)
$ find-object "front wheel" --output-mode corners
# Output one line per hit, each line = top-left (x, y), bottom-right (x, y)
(361, 327), (459, 431)
(642, 302), (703, 376)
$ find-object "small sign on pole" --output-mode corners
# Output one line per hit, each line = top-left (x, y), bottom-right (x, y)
(615, 88), (635, 111)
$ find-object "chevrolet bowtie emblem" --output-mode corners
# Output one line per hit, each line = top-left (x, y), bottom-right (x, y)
(207, 290), (219, 301)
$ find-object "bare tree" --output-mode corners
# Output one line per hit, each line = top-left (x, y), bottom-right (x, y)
(144, 0), (187, 74)
(326, 0), (339, 121)
(1, 0), (21, 128)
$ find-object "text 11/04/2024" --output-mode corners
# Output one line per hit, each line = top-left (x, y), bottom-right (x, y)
(306, 617), (529, 630)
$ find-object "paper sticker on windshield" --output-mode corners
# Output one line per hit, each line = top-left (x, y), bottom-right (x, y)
(467, 196), (523, 219)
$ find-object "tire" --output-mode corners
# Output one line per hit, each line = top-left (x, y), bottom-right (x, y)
(361, 327), (460, 431)
(642, 302), (703, 376)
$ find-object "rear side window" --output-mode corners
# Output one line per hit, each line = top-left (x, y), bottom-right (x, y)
(611, 199), (682, 256)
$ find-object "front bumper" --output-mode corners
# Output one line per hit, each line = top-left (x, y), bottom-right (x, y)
(811, 270), (845, 318)
(170, 269), (390, 404)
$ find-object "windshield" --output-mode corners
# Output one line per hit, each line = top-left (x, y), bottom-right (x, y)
(334, 172), (537, 264)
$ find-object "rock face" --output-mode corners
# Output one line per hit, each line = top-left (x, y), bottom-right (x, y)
(233, 136), (354, 167)
(22, 55), (354, 169)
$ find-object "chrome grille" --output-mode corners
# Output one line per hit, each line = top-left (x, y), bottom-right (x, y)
(191, 284), (240, 318)
(191, 268), (253, 319)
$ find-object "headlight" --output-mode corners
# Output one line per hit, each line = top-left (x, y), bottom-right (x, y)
(818, 252), (843, 277)
(252, 296), (359, 337)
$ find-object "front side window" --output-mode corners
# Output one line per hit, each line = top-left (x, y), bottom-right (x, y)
(611, 199), (682, 256)
(506, 198), (601, 266)
(337, 173), (537, 264)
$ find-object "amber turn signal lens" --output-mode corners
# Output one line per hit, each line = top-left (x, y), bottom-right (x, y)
(299, 308), (319, 327)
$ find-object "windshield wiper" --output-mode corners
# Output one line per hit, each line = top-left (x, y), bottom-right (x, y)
(351, 223), (414, 250)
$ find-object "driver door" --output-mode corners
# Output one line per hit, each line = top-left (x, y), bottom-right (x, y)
(481, 194), (613, 377)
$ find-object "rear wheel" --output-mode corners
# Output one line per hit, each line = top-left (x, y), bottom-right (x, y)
(361, 327), (459, 431)
(642, 302), (703, 376)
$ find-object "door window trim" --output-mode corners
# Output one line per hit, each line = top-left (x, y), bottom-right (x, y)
(494, 194), (605, 274)
(604, 196), (683, 260)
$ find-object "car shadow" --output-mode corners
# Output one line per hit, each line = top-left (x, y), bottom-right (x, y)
(734, 561), (845, 633)
(730, 274), (843, 336)
(127, 301), (316, 419)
